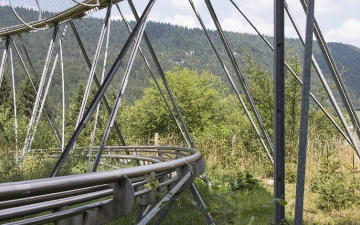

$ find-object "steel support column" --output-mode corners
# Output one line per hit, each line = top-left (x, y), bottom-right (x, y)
(295, 1), (315, 223)
(76, 2), (112, 128)
(274, 0), (286, 223)
(17, 34), (63, 146)
(116, 4), (190, 147)
(300, 0), (360, 155)
(137, 172), (192, 225)
(28, 25), (68, 152)
(23, 25), (59, 156)
(190, 184), (214, 224)
(152, 193), (180, 225)
(230, 0), (352, 146)
(9, 46), (18, 152)
(88, 0), (113, 172)
(11, 38), (62, 147)
(0, 37), (10, 87)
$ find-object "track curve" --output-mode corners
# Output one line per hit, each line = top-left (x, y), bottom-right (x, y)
(0, 0), (123, 38)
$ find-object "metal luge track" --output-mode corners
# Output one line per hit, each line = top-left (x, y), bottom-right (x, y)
(0, 0), (124, 38)
(0, 146), (206, 224)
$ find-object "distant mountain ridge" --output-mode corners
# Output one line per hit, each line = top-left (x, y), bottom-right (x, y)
(1, 5), (359, 108)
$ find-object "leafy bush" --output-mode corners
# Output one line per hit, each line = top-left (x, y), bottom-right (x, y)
(223, 171), (260, 191)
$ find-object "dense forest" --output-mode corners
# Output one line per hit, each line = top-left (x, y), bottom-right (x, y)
(1, 6), (360, 109)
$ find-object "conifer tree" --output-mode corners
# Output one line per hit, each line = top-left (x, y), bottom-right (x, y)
(18, 77), (37, 118)
(0, 75), (12, 110)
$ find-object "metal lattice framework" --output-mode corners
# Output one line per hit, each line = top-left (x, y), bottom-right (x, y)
(0, 0), (359, 224)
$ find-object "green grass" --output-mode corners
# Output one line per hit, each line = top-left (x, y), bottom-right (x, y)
(2, 138), (360, 224)
(107, 170), (274, 225)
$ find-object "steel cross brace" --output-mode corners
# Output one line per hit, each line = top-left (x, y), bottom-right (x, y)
(69, 21), (126, 146)
(230, 0), (353, 147)
(300, 0), (360, 158)
(128, 0), (194, 148)
(50, 0), (156, 177)
(115, 4), (190, 147)
(204, 0), (274, 155)
(189, 0), (273, 163)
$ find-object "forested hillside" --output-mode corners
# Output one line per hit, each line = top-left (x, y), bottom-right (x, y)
(0, 6), (359, 108)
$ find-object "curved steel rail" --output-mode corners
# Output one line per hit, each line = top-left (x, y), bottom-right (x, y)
(0, 0), (123, 38)
(0, 146), (206, 224)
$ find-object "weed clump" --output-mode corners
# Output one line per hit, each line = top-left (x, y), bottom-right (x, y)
(223, 171), (260, 191)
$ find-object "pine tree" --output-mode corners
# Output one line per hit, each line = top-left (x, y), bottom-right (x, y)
(66, 83), (84, 130)
(0, 75), (12, 109)
(18, 77), (37, 118)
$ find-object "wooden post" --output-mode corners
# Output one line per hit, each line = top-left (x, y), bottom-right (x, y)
(154, 133), (159, 146)
(155, 133), (160, 159)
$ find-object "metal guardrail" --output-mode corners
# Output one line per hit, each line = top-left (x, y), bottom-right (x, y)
(0, 146), (206, 224)
(0, 0), (124, 38)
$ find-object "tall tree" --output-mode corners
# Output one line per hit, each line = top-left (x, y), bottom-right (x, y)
(17, 77), (37, 118)
(119, 67), (248, 142)
(0, 75), (11, 109)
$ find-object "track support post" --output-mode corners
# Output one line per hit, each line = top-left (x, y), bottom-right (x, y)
(274, 0), (286, 223)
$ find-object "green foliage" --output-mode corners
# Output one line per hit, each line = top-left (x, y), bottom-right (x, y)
(203, 173), (274, 225)
(1, 6), (360, 224)
(0, 146), (20, 182)
(17, 77), (37, 118)
(65, 83), (107, 147)
(65, 83), (85, 134)
(207, 189), (241, 224)
(240, 49), (304, 155)
(0, 75), (12, 110)
(120, 67), (248, 144)
(285, 162), (297, 183)
(311, 150), (356, 210)
(223, 171), (260, 191)
(2, 5), (359, 108)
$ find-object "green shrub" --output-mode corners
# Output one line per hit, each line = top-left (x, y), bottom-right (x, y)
(223, 171), (260, 191)
(312, 156), (352, 210)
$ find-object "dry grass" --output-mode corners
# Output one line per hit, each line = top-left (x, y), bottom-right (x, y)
(261, 139), (360, 224)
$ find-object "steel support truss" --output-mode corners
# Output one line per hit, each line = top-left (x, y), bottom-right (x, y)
(0, 0), (359, 224)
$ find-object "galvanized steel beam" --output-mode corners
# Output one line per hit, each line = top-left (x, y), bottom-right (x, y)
(116, 4), (191, 147)
(128, 0), (194, 148)
(92, 10), (149, 172)
(69, 21), (126, 146)
(294, 1), (315, 223)
(300, 0), (360, 158)
(274, 0), (286, 223)
(230, 0), (353, 146)
(204, 0), (274, 155)
(190, 0), (273, 163)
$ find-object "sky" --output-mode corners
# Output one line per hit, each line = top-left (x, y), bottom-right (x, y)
(102, 0), (360, 48)
(1, 0), (360, 48)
